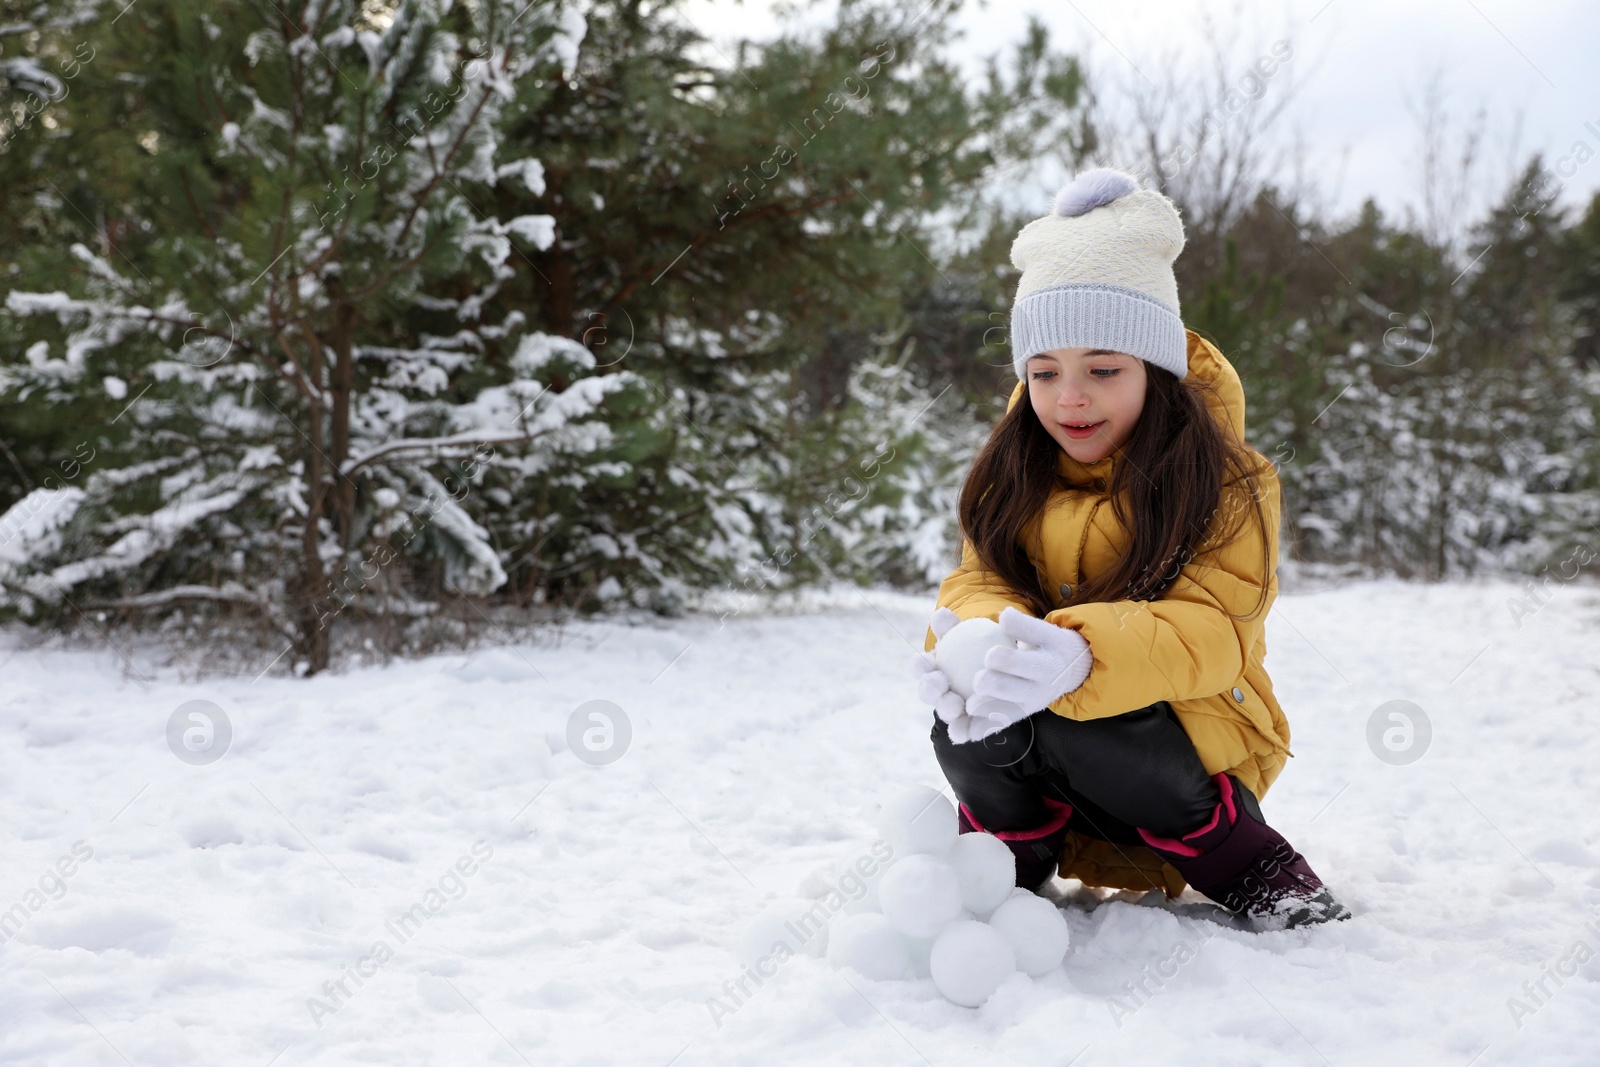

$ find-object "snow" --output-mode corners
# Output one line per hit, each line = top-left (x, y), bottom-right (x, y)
(39, 489), (246, 593)
(502, 214), (557, 251)
(825, 912), (907, 981)
(548, 5), (587, 81)
(0, 488), (86, 568)
(1, 576), (1599, 1063)
(736, 898), (828, 972)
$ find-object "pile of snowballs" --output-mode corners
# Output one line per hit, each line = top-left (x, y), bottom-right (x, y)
(737, 784), (1071, 1008)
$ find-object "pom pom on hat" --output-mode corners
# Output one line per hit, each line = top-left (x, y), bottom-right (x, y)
(1051, 167), (1140, 217)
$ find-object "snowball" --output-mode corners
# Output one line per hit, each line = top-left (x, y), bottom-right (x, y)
(948, 832), (1016, 917)
(987, 894), (1071, 976)
(929, 920), (1017, 1007)
(826, 912), (911, 981)
(734, 898), (829, 971)
(876, 785), (956, 858)
(905, 909), (977, 978)
(935, 617), (1013, 699)
(878, 854), (962, 938)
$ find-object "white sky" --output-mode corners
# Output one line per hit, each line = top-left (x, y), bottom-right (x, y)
(676, 0), (1600, 230)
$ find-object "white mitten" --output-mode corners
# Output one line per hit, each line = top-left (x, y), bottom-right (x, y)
(907, 606), (964, 724)
(963, 692), (1037, 741)
(972, 605), (1094, 712)
(945, 710), (980, 744)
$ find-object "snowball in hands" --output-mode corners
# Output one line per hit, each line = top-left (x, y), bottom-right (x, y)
(987, 893), (1071, 976)
(876, 785), (957, 857)
(929, 920), (1018, 1007)
(878, 854), (963, 938)
(934, 617), (1014, 699)
(973, 606), (1093, 711)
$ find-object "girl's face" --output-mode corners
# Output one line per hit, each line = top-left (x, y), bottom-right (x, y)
(1026, 348), (1148, 465)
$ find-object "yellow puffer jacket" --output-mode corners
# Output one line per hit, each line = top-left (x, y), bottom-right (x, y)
(924, 329), (1292, 898)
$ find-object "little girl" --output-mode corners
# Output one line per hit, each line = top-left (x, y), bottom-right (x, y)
(908, 167), (1349, 930)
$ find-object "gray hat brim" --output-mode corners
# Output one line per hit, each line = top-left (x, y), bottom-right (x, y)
(1011, 283), (1187, 381)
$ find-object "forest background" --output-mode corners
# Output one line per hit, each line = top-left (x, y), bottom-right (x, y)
(1, 0), (1595, 675)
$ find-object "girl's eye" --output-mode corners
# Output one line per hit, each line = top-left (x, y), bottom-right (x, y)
(1030, 368), (1119, 381)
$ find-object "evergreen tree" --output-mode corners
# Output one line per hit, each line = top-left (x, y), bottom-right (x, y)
(0, 0), (1096, 672)
(1, 0), (626, 673)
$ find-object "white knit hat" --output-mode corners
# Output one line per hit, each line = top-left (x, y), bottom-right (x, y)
(1008, 167), (1188, 381)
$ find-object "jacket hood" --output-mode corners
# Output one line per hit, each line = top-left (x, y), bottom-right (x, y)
(1004, 329), (1247, 486)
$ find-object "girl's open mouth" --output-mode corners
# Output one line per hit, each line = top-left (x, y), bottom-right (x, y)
(1060, 421), (1104, 439)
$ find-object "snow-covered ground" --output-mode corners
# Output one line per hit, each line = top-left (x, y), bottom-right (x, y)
(2, 575), (1599, 1066)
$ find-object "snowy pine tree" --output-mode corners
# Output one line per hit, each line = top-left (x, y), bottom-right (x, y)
(0, 0), (635, 673)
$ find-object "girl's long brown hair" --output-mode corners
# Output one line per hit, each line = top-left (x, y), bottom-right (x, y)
(959, 360), (1273, 621)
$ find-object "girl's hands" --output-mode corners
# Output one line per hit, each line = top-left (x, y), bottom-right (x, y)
(909, 607), (974, 737)
(963, 692), (1036, 741)
(971, 606), (1094, 713)
(914, 605), (1087, 745)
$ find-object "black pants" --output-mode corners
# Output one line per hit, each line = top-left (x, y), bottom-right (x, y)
(931, 702), (1223, 846)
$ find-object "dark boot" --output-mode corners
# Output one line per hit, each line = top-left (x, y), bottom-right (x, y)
(958, 796), (1073, 891)
(1136, 773), (1351, 930)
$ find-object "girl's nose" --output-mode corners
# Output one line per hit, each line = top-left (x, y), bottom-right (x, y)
(1057, 387), (1092, 410)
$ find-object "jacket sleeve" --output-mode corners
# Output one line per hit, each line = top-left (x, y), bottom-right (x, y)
(1041, 459), (1282, 721)
(922, 536), (1036, 653)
